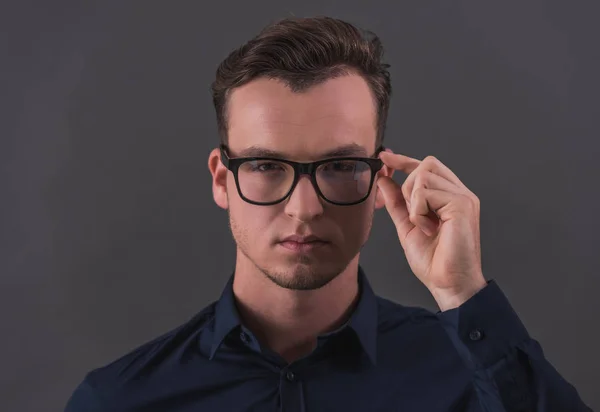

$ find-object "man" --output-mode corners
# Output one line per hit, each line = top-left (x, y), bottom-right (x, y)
(65, 16), (592, 411)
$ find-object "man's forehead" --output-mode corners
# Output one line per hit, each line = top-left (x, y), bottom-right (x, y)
(226, 76), (376, 130)
(225, 75), (378, 160)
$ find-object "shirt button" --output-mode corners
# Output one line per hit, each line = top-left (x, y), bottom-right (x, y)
(469, 329), (483, 341)
(286, 371), (295, 382)
(240, 332), (250, 344)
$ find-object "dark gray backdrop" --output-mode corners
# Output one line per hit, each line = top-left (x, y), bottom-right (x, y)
(2, 1), (598, 410)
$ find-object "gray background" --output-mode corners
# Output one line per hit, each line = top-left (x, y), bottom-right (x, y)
(1, 1), (599, 410)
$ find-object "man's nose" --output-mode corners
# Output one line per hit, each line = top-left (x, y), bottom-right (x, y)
(284, 175), (324, 222)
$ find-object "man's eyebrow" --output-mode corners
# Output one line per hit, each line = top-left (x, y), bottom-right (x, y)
(237, 146), (286, 158)
(236, 143), (368, 159)
(321, 144), (368, 157)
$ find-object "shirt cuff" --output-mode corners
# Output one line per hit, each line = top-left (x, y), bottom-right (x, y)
(436, 279), (531, 368)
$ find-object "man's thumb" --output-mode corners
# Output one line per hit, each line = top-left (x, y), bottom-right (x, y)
(377, 177), (412, 239)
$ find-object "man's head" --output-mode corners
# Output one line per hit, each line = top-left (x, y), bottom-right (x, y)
(208, 17), (394, 290)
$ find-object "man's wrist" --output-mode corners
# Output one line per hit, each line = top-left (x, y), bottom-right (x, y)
(432, 278), (488, 312)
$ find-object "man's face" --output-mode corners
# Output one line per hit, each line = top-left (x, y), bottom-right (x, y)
(208, 74), (392, 290)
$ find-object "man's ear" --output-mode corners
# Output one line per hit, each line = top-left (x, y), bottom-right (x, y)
(208, 148), (229, 210)
(375, 147), (395, 210)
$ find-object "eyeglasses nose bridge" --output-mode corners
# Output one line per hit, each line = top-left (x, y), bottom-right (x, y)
(287, 162), (321, 198)
(296, 162), (316, 176)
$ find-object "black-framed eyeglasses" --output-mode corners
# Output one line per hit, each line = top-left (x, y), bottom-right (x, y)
(219, 144), (385, 206)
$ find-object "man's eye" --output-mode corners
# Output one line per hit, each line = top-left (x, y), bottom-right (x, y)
(326, 161), (355, 172)
(252, 162), (285, 172)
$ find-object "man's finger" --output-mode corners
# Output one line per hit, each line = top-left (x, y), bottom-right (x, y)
(379, 151), (421, 175)
(406, 170), (466, 207)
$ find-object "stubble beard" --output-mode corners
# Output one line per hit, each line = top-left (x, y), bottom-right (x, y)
(227, 207), (374, 292)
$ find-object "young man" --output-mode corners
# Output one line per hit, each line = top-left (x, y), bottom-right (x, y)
(65, 16), (592, 411)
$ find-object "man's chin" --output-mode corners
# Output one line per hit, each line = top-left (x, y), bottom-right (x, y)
(267, 274), (335, 291)
(261, 261), (344, 291)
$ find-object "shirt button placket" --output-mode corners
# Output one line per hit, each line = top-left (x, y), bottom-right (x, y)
(279, 368), (303, 412)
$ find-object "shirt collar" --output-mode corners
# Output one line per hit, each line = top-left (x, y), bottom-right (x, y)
(209, 265), (379, 365)
(347, 265), (379, 364)
(209, 273), (241, 360)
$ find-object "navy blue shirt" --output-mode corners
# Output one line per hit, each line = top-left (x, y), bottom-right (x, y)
(65, 267), (592, 411)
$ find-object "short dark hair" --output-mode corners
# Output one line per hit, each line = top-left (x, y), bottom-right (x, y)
(211, 16), (392, 147)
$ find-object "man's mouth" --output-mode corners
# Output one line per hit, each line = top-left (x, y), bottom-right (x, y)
(279, 239), (329, 252)
(278, 234), (329, 252)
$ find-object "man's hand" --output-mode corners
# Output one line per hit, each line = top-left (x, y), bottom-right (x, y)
(376, 150), (487, 311)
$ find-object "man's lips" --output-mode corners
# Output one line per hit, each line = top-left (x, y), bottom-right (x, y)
(278, 235), (329, 252)
(281, 234), (324, 243)
(279, 240), (328, 252)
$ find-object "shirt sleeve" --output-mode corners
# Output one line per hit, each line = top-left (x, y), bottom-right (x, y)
(436, 280), (593, 412)
(64, 376), (104, 412)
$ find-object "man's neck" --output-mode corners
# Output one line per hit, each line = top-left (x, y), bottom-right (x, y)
(232, 255), (361, 364)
